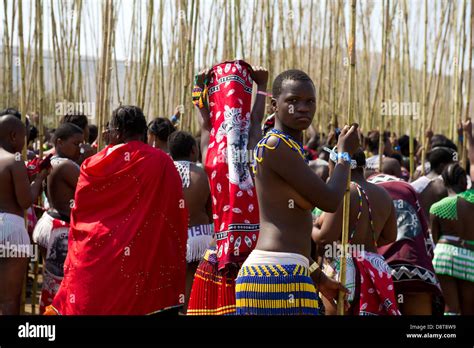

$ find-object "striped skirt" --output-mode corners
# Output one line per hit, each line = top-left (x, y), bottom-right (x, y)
(433, 239), (474, 282)
(235, 264), (319, 315)
(187, 249), (237, 315)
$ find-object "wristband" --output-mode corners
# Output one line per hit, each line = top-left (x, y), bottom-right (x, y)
(309, 262), (320, 274)
(192, 86), (204, 108)
(257, 90), (272, 97)
(337, 152), (351, 164)
(323, 146), (359, 169)
(170, 115), (179, 124)
(192, 82), (208, 109)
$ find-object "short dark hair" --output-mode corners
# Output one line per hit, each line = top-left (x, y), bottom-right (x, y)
(427, 146), (456, 171)
(53, 123), (83, 144)
(0, 108), (21, 119)
(389, 152), (403, 165)
(352, 148), (366, 168)
(366, 131), (379, 153)
(60, 113), (88, 131)
(442, 162), (466, 191)
(111, 105), (147, 140)
(88, 124), (98, 144)
(168, 131), (196, 160)
(0, 108), (28, 127)
(431, 134), (457, 151)
(397, 135), (418, 157)
(148, 117), (176, 142)
(28, 125), (38, 143)
(272, 69), (315, 99)
(366, 130), (389, 153)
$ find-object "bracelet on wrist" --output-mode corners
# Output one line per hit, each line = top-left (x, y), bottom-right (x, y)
(337, 152), (351, 164)
(323, 146), (358, 169)
(257, 90), (272, 98)
(309, 262), (320, 274)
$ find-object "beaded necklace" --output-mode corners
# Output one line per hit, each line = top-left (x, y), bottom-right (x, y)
(253, 128), (308, 173)
(349, 181), (377, 247)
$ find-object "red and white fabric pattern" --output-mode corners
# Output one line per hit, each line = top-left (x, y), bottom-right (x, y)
(205, 60), (259, 270)
(353, 252), (401, 316)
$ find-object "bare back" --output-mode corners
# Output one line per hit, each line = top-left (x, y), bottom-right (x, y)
(0, 149), (30, 217)
(183, 163), (212, 227)
(347, 181), (397, 252)
(315, 178), (397, 253)
(436, 198), (474, 241)
(419, 178), (447, 218)
(47, 158), (80, 217)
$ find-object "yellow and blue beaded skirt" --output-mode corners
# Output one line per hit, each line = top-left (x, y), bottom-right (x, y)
(235, 264), (319, 315)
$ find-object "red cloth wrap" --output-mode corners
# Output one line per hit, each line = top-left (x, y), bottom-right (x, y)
(206, 60), (259, 270)
(352, 253), (401, 315)
(51, 141), (187, 314)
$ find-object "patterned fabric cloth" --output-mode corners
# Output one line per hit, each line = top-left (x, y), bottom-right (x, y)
(26, 206), (38, 237)
(368, 174), (444, 314)
(187, 248), (237, 315)
(186, 224), (214, 263)
(26, 156), (41, 177)
(460, 189), (474, 203)
(324, 256), (357, 302)
(328, 251), (400, 315)
(433, 236), (474, 282)
(32, 212), (70, 314)
(430, 189), (474, 220)
(235, 264), (319, 315)
(174, 160), (191, 189)
(205, 60), (259, 270)
(353, 252), (401, 315)
(429, 190), (474, 283)
(430, 196), (459, 220)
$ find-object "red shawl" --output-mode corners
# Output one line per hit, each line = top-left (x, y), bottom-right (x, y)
(51, 141), (187, 315)
(206, 60), (260, 270)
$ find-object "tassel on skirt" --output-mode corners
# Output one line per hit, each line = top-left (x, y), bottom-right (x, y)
(235, 264), (319, 315)
(187, 249), (237, 315)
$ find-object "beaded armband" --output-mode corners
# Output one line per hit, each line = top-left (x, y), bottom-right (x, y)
(253, 128), (308, 173)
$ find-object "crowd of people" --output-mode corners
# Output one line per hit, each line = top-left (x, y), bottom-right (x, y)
(0, 61), (473, 316)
